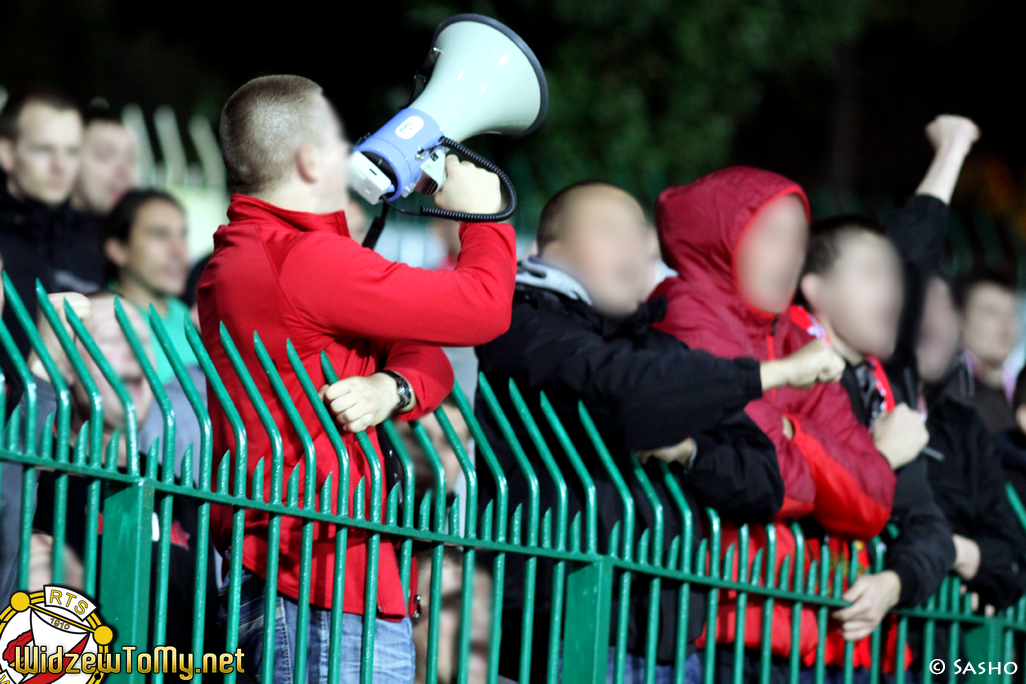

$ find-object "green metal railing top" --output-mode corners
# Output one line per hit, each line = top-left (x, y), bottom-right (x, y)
(0, 276), (1023, 684)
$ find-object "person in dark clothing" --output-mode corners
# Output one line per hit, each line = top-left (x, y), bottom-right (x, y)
(71, 105), (137, 219)
(917, 273), (1026, 608)
(8, 291), (222, 680)
(948, 267), (1020, 435)
(1001, 369), (1026, 507)
(476, 180), (848, 683)
(799, 115), (978, 674)
(0, 87), (104, 414)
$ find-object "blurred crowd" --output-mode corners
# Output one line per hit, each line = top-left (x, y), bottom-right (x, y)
(1, 78), (1026, 684)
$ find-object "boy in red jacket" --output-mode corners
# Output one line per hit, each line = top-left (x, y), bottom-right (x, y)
(651, 167), (898, 677)
(198, 75), (517, 683)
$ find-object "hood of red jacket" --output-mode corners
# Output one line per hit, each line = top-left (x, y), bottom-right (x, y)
(655, 166), (809, 319)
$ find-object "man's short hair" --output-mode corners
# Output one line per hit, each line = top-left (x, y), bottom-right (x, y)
(82, 103), (123, 129)
(803, 214), (889, 277)
(953, 265), (1018, 312)
(0, 85), (80, 141)
(219, 75), (324, 195)
(537, 180), (625, 253)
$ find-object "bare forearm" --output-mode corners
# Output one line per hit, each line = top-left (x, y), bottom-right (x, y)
(915, 140), (973, 203)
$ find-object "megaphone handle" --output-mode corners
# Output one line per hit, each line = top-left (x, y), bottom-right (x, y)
(361, 202), (390, 250)
(418, 137), (518, 223)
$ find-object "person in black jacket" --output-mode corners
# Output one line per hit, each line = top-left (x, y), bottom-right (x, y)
(1000, 369), (1026, 507)
(475, 180), (848, 683)
(917, 273), (1026, 609)
(0, 87), (106, 414)
(799, 115), (977, 670)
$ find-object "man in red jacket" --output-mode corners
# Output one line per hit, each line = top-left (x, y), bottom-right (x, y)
(198, 75), (517, 683)
(651, 167), (898, 675)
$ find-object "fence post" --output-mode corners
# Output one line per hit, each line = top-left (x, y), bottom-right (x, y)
(562, 555), (614, 684)
(99, 477), (155, 683)
(963, 620), (1004, 684)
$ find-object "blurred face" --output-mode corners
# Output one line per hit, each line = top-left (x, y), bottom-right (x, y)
(637, 226), (662, 302)
(310, 94), (351, 214)
(804, 231), (903, 359)
(917, 277), (962, 383)
(71, 298), (153, 431)
(0, 103), (83, 205)
(735, 194), (808, 314)
(73, 121), (137, 214)
(346, 194), (369, 243)
(541, 186), (649, 316)
(107, 199), (190, 298)
(963, 283), (1019, 368)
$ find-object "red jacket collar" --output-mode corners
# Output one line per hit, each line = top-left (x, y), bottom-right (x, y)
(226, 194), (351, 238)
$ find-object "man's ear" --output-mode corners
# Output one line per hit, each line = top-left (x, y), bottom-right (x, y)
(800, 273), (823, 311)
(103, 237), (129, 270)
(0, 137), (15, 174)
(295, 144), (321, 184)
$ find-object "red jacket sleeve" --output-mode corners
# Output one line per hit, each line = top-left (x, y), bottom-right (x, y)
(378, 341), (454, 421)
(279, 222), (517, 346)
(787, 382), (896, 539)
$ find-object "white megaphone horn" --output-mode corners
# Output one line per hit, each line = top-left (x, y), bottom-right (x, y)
(350, 14), (548, 245)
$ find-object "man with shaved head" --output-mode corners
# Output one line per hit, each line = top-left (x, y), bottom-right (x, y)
(200, 75), (518, 683)
(474, 180), (847, 682)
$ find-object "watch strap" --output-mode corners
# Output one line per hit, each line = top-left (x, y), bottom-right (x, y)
(380, 370), (414, 412)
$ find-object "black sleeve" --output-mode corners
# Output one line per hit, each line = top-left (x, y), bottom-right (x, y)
(885, 194), (949, 377)
(681, 409), (784, 524)
(522, 324), (764, 452)
(964, 419), (1026, 608)
(885, 456), (956, 607)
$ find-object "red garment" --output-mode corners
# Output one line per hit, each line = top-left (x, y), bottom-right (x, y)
(652, 167), (896, 661)
(198, 194), (517, 617)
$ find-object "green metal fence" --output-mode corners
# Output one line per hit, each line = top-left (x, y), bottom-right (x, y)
(1, 276), (1024, 684)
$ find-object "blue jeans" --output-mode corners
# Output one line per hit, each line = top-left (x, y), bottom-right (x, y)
(607, 650), (703, 684)
(221, 569), (415, 683)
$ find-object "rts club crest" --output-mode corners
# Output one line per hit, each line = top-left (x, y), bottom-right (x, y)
(0, 587), (113, 684)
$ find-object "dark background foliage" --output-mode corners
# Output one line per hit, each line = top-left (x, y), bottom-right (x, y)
(3, 0), (1023, 230)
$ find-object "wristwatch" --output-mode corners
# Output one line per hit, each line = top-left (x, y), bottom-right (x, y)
(380, 370), (414, 412)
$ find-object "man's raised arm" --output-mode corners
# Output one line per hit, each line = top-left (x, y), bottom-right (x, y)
(282, 156), (518, 347)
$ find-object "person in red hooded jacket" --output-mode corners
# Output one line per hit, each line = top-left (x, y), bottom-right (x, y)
(650, 167), (898, 678)
(198, 75), (517, 683)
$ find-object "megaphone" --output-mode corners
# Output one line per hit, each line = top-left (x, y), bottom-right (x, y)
(350, 14), (548, 233)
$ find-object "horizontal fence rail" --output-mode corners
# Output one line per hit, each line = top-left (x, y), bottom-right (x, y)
(0, 277), (1024, 684)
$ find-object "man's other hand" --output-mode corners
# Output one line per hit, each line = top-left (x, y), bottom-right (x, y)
(761, 339), (845, 390)
(637, 437), (697, 468)
(319, 372), (401, 433)
(925, 115), (980, 154)
(433, 155), (502, 216)
(872, 404), (929, 470)
(952, 533), (982, 581)
(832, 570), (902, 642)
(28, 292), (92, 380)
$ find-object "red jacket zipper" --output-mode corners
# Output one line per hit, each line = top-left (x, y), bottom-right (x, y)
(767, 315), (779, 401)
